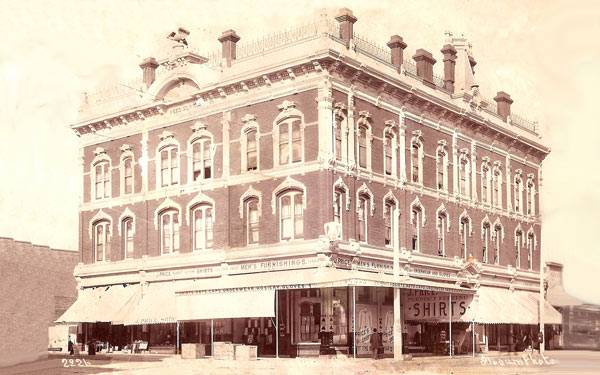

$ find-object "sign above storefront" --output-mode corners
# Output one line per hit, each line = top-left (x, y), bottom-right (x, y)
(403, 290), (473, 322)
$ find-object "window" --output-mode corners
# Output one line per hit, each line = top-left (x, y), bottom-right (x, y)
(384, 201), (395, 247)
(384, 131), (396, 176)
(460, 217), (470, 259)
(245, 128), (258, 171)
(459, 156), (470, 197)
(160, 209), (180, 254)
(357, 195), (369, 242)
(436, 146), (448, 191)
(333, 189), (343, 231)
(278, 119), (302, 165)
(94, 161), (110, 199)
(279, 190), (303, 240)
(192, 136), (212, 181)
(526, 179), (535, 216)
(160, 145), (179, 187)
(246, 198), (259, 245)
(514, 176), (523, 214)
(492, 166), (502, 208)
(122, 157), (133, 195)
(482, 222), (491, 263)
(335, 116), (343, 161)
(437, 213), (448, 256)
(357, 125), (368, 169)
(481, 164), (490, 204)
(93, 220), (110, 262)
(493, 224), (502, 264)
(515, 230), (523, 268)
(191, 204), (213, 250)
(121, 217), (134, 259)
(411, 143), (421, 184)
(411, 208), (422, 251)
(527, 232), (535, 270)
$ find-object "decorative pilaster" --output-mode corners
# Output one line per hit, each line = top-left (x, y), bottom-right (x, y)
(505, 154), (512, 212)
(221, 111), (231, 179)
(317, 78), (334, 164)
(452, 131), (459, 196)
(141, 130), (149, 193)
(398, 114), (407, 184)
(471, 140), (478, 202)
(347, 90), (356, 167)
(78, 147), (85, 204)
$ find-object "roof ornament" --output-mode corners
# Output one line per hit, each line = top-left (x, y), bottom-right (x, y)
(167, 27), (190, 47)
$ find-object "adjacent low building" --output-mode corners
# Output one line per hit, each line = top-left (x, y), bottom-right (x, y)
(0, 237), (78, 368)
(58, 8), (561, 358)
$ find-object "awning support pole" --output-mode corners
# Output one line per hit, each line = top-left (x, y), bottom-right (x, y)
(449, 293), (452, 358)
(176, 321), (180, 355)
(211, 319), (214, 357)
(275, 289), (279, 358)
(353, 286), (356, 359)
(472, 319), (475, 357)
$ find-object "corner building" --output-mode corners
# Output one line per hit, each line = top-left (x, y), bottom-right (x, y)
(60, 9), (562, 358)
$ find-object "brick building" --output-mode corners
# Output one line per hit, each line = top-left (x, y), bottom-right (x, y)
(0, 237), (78, 367)
(59, 8), (561, 358)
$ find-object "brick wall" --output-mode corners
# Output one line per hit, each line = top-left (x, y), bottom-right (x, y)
(0, 237), (78, 368)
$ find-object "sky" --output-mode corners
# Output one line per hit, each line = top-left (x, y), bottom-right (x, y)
(1, 0), (599, 304)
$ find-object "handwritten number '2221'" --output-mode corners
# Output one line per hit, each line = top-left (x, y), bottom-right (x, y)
(61, 358), (90, 367)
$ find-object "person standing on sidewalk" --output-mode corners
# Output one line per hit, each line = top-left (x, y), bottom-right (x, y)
(370, 328), (381, 360)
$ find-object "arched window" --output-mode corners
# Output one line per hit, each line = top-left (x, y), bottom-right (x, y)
(94, 161), (111, 200)
(526, 178), (535, 216)
(245, 198), (260, 245)
(244, 128), (258, 171)
(333, 189), (344, 237)
(279, 190), (303, 241)
(411, 142), (421, 184)
(436, 143), (448, 191)
(482, 222), (491, 263)
(458, 154), (470, 197)
(121, 156), (134, 195)
(527, 231), (535, 270)
(481, 162), (490, 204)
(278, 119), (302, 165)
(159, 209), (180, 254)
(437, 213), (448, 256)
(121, 217), (134, 259)
(335, 116), (343, 161)
(357, 194), (369, 243)
(192, 204), (213, 250)
(493, 223), (503, 264)
(460, 216), (470, 259)
(492, 165), (502, 208)
(191, 136), (212, 181)
(514, 175), (523, 214)
(515, 230), (523, 268)
(357, 125), (369, 169)
(160, 145), (179, 187)
(93, 220), (110, 262)
(384, 200), (396, 247)
(384, 128), (396, 176)
(411, 207), (422, 251)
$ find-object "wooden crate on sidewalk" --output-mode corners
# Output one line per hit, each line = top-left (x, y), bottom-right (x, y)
(234, 345), (257, 361)
(181, 343), (207, 359)
(213, 342), (235, 360)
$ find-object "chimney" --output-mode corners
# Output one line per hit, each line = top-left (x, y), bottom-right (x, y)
(218, 29), (240, 67)
(387, 35), (407, 71)
(412, 49), (436, 85)
(440, 44), (457, 92)
(494, 91), (513, 122)
(335, 8), (357, 46)
(139, 57), (159, 88)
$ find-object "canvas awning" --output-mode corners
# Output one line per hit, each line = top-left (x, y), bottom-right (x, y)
(176, 289), (275, 321)
(123, 282), (177, 325)
(474, 287), (562, 325)
(55, 284), (139, 324)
